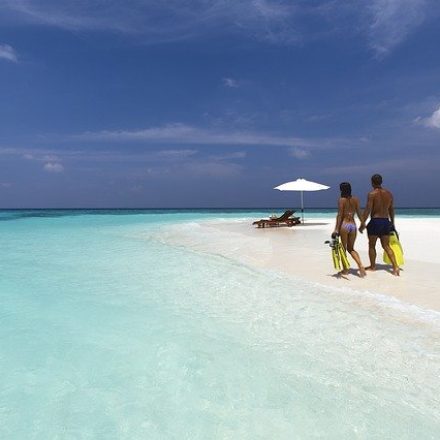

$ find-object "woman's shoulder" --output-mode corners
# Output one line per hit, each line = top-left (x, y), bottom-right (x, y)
(337, 197), (347, 209)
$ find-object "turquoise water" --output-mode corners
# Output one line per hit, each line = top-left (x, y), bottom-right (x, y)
(0, 210), (439, 439)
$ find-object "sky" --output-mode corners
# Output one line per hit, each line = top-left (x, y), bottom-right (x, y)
(1, 0), (440, 208)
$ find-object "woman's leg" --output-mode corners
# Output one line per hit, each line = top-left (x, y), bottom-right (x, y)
(338, 228), (350, 275)
(347, 229), (366, 277)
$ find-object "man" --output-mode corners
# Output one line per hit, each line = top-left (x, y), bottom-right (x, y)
(359, 174), (400, 276)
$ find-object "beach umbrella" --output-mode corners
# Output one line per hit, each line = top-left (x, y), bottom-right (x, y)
(274, 178), (330, 223)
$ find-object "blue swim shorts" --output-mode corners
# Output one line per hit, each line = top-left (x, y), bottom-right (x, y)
(367, 218), (392, 237)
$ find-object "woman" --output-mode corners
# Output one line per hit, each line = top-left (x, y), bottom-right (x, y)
(332, 182), (366, 277)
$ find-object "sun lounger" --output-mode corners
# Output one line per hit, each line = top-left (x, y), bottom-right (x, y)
(252, 210), (301, 228)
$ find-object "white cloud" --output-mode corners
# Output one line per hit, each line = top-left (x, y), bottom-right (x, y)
(79, 123), (196, 142)
(22, 151), (66, 169)
(223, 77), (239, 88)
(367, 0), (430, 56)
(417, 105), (440, 129)
(156, 149), (198, 158)
(76, 123), (351, 150)
(0, 43), (18, 62)
(314, 0), (437, 56)
(44, 162), (64, 173)
(211, 151), (247, 160)
(2, 0), (298, 44)
(3, 1), (437, 53)
(289, 147), (309, 159)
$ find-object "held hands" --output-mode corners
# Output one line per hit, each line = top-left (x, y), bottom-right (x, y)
(359, 223), (366, 233)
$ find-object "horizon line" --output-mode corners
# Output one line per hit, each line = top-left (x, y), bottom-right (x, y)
(1, 207), (439, 211)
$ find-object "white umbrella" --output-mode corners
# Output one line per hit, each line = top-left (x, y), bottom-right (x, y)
(274, 178), (330, 223)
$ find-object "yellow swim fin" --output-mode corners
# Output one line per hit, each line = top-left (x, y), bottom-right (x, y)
(383, 231), (404, 266)
(326, 236), (350, 271)
(332, 245), (341, 270)
(338, 240), (351, 271)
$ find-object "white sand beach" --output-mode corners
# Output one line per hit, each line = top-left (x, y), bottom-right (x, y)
(158, 217), (440, 312)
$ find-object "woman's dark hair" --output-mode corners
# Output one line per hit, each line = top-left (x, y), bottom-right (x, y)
(339, 182), (352, 198)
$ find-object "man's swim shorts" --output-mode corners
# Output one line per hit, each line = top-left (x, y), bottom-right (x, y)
(367, 218), (392, 236)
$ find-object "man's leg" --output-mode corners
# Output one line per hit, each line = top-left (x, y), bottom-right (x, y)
(366, 235), (378, 270)
(380, 235), (400, 276)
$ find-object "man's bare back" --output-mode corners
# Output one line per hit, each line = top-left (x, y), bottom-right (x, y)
(369, 188), (394, 222)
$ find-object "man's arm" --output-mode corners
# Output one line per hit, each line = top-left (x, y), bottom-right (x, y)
(388, 193), (395, 227)
(359, 192), (374, 233)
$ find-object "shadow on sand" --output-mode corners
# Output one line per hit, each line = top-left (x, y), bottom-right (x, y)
(328, 271), (353, 280)
(328, 264), (403, 280)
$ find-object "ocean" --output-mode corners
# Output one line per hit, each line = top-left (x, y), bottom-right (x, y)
(0, 209), (439, 439)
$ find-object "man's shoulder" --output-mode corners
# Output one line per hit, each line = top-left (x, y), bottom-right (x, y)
(369, 188), (393, 197)
(382, 187), (394, 197)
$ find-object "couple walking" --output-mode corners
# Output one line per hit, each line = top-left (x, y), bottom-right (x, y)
(332, 174), (400, 277)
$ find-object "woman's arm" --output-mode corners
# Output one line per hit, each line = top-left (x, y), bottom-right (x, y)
(333, 198), (344, 236)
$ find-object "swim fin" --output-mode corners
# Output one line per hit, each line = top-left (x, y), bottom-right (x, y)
(326, 236), (350, 271)
(383, 231), (404, 266)
(339, 240), (350, 271)
(332, 244), (341, 270)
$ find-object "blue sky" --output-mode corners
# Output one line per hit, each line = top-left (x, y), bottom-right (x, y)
(1, 0), (440, 208)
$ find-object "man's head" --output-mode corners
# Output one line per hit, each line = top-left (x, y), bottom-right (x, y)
(371, 174), (383, 188)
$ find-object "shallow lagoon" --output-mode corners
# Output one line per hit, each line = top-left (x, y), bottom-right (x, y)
(0, 210), (439, 439)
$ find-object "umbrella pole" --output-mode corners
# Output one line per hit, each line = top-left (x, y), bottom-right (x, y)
(301, 191), (304, 223)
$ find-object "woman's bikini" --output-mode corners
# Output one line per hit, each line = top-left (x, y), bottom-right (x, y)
(341, 198), (356, 233)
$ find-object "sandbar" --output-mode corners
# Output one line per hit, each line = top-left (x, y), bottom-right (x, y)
(158, 217), (440, 312)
